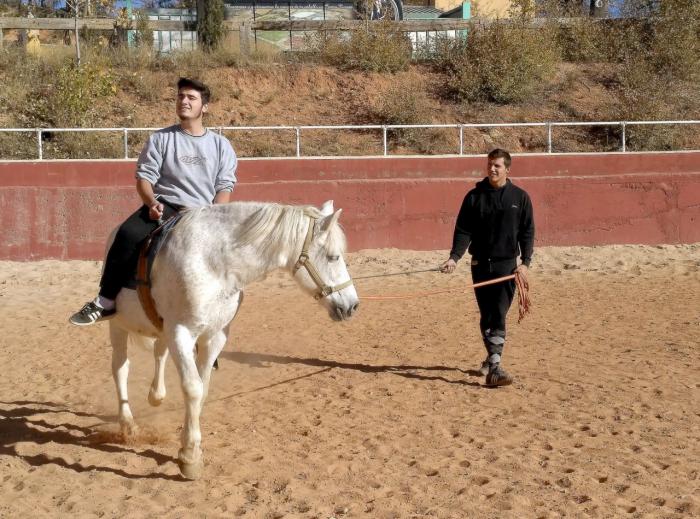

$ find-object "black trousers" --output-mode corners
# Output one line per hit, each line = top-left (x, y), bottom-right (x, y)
(99, 203), (179, 300)
(471, 258), (517, 358)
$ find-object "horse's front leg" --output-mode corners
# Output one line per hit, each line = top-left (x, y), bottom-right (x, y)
(196, 329), (228, 405)
(167, 324), (204, 480)
(148, 338), (169, 407)
(110, 323), (138, 437)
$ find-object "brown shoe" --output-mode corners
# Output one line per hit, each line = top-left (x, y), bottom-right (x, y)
(485, 365), (513, 387)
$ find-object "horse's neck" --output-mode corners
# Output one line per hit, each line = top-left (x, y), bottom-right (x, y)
(182, 202), (300, 286)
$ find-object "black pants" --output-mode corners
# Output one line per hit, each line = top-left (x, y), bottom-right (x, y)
(99, 203), (179, 300)
(471, 258), (517, 358)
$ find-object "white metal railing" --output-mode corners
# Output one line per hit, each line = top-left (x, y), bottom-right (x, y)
(1, 120), (699, 160)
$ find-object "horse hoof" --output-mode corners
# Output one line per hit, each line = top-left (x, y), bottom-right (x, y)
(148, 389), (164, 407)
(178, 459), (204, 480)
(120, 422), (139, 439)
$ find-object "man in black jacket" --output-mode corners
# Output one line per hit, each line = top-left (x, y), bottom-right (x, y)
(441, 149), (535, 387)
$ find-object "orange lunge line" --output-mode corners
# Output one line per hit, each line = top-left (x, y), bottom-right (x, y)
(360, 274), (516, 300)
(360, 272), (532, 322)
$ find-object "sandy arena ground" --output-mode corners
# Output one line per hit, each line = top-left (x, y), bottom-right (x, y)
(0, 245), (698, 518)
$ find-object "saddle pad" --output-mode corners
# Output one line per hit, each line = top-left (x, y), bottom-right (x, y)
(134, 214), (184, 330)
(125, 214), (183, 290)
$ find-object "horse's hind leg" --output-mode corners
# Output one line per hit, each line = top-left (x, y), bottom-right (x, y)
(110, 323), (138, 437)
(148, 338), (169, 407)
(167, 324), (204, 480)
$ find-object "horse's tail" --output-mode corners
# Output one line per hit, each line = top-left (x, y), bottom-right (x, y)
(128, 333), (156, 352)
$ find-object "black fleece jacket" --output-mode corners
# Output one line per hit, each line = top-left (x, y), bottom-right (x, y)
(449, 178), (535, 266)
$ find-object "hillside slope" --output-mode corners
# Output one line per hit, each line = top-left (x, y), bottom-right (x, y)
(2, 56), (698, 158)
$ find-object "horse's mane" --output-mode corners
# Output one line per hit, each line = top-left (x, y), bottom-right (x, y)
(234, 202), (346, 259)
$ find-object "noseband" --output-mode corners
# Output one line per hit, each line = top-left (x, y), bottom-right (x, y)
(293, 212), (353, 300)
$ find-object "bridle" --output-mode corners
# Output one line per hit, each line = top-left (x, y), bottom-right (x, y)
(293, 212), (354, 300)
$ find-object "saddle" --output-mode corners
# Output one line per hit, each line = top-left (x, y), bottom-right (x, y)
(134, 214), (184, 330)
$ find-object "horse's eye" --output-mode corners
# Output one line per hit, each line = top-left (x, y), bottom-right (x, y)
(328, 255), (340, 262)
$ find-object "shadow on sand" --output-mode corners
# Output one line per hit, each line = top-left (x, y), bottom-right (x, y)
(219, 351), (485, 389)
(0, 400), (185, 481)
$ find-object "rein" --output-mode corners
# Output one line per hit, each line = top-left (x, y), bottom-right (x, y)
(293, 211), (354, 300)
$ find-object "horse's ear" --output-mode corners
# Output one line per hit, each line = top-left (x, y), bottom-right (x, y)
(320, 200), (334, 216)
(320, 208), (342, 232)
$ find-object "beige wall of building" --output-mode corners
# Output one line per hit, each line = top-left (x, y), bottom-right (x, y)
(432, 0), (512, 18)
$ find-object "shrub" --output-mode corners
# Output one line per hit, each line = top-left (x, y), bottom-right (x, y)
(134, 9), (154, 49)
(557, 17), (612, 63)
(434, 20), (559, 104)
(367, 83), (430, 126)
(308, 22), (412, 73)
(648, 0), (700, 82)
(23, 61), (117, 127)
(615, 56), (691, 151)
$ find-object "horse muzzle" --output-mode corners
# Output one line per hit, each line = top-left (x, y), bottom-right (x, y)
(331, 301), (359, 321)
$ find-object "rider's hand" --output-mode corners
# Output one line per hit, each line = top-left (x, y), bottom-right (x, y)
(148, 202), (164, 221)
(441, 258), (457, 274)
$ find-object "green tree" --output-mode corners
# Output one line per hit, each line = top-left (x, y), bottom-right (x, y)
(196, 0), (225, 52)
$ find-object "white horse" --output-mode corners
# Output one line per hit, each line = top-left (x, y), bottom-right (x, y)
(107, 200), (359, 479)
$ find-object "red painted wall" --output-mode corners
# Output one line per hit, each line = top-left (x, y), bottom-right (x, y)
(1, 152), (699, 260)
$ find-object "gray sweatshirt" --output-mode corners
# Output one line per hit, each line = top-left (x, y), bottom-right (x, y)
(135, 124), (237, 208)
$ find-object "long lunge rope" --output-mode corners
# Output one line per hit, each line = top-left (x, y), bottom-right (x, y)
(360, 271), (532, 323)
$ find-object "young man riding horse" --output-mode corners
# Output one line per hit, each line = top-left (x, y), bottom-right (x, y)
(70, 78), (237, 325)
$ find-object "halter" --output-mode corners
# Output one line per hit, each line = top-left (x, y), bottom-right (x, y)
(293, 211), (354, 300)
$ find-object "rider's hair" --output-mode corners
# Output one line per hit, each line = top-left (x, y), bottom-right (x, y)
(487, 148), (512, 168)
(177, 77), (211, 104)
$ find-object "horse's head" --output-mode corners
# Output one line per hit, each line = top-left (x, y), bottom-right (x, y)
(292, 200), (359, 321)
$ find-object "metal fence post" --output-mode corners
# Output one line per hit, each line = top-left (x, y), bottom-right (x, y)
(621, 122), (626, 152)
(547, 123), (552, 153)
(295, 127), (301, 157)
(36, 129), (42, 160)
(459, 125), (464, 155)
(383, 126), (387, 156)
(123, 128), (129, 159)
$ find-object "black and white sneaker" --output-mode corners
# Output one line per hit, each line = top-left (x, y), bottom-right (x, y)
(69, 301), (116, 326)
(485, 364), (514, 387)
